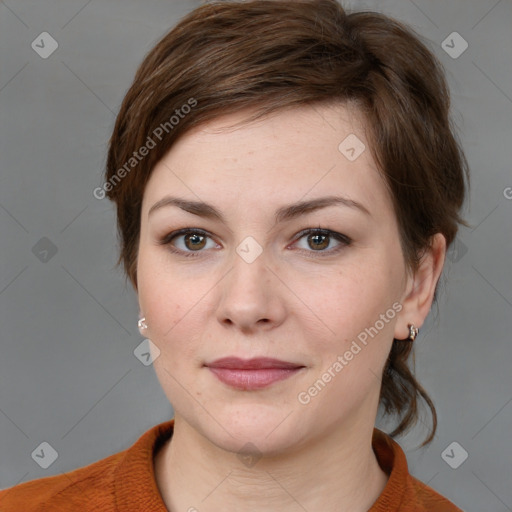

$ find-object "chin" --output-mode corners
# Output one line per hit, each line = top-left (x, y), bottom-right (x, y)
(201, 406), (308, 457)
(215, 427), (299, 459)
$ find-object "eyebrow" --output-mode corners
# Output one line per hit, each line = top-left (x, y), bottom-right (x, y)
(148, 195), (371, 224)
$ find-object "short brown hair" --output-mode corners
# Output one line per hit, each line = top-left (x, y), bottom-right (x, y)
(104, 0), (470, 446)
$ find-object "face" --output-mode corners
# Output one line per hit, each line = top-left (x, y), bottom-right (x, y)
(137, 103), (411, 455)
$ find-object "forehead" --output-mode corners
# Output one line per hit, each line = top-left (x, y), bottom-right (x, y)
(142, 103), (390, 219)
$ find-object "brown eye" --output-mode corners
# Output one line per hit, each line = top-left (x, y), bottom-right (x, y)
(307, 232), (330, 250)
(183, 232), (207, 251)
(293, 228), (352, 257)
(159, 228), (216, 258)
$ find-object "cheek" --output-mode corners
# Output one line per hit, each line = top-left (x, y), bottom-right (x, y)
(137, 250), (194, 345)
(299, 270), (398, 407)
(297, 259), (401, 401)
(297, 258), (399, 339)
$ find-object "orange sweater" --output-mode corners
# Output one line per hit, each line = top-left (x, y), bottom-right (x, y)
(0, 419), (463, 511)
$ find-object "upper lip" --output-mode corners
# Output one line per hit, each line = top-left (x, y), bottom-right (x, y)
(205, 357), (304, 370)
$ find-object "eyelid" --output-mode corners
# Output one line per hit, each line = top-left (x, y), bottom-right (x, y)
(292, 227), (352, 247)
(158, 228), (212, 246)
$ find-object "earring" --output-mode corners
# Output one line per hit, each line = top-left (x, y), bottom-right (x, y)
(407, 324), (419, 341)
(138, 317), (148, 334)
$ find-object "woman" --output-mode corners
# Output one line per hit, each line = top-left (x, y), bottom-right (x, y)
(0, 0), (469, 510)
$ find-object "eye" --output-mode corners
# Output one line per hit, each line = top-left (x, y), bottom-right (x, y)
(292, 227), (352, 257)
(158, 228), (218, 258)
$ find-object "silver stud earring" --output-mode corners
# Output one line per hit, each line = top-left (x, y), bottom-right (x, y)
(138, 317), (148, 333)
(407, 324), (419, 341)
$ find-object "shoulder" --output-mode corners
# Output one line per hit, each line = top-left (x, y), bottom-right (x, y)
(404, 474), (464, 511)
(0, 450), (124, 512)
(0, 420), (174, 512)
(371, 429), (464, 511)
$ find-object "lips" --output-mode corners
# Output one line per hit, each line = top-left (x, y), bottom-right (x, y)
(205, 357), (305, 390)
(206, 357), (303, 370)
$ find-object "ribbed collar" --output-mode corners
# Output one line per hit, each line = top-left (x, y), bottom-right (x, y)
(114, 419), (174, 511)
(114, 419), (408, 511)
(368, 429), (408, 511)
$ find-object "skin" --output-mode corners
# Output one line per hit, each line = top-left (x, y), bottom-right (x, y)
(136, 103), (446, 512)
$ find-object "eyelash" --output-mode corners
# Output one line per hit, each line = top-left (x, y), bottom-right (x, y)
(158, 227), (352, 259)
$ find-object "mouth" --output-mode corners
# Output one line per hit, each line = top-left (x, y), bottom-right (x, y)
(204, 357), (305, 390)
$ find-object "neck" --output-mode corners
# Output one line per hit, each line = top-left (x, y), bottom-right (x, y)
(154, 415), (389, 512)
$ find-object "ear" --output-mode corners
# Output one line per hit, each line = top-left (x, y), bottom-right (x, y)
(394, 233), (446, 340)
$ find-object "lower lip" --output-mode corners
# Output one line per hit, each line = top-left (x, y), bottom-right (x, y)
(207, 367), (303, 390)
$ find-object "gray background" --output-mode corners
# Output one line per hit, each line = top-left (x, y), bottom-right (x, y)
(0, 0), (511, 510)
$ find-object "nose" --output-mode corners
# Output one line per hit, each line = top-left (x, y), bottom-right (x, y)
(216, 246), (286, 333)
